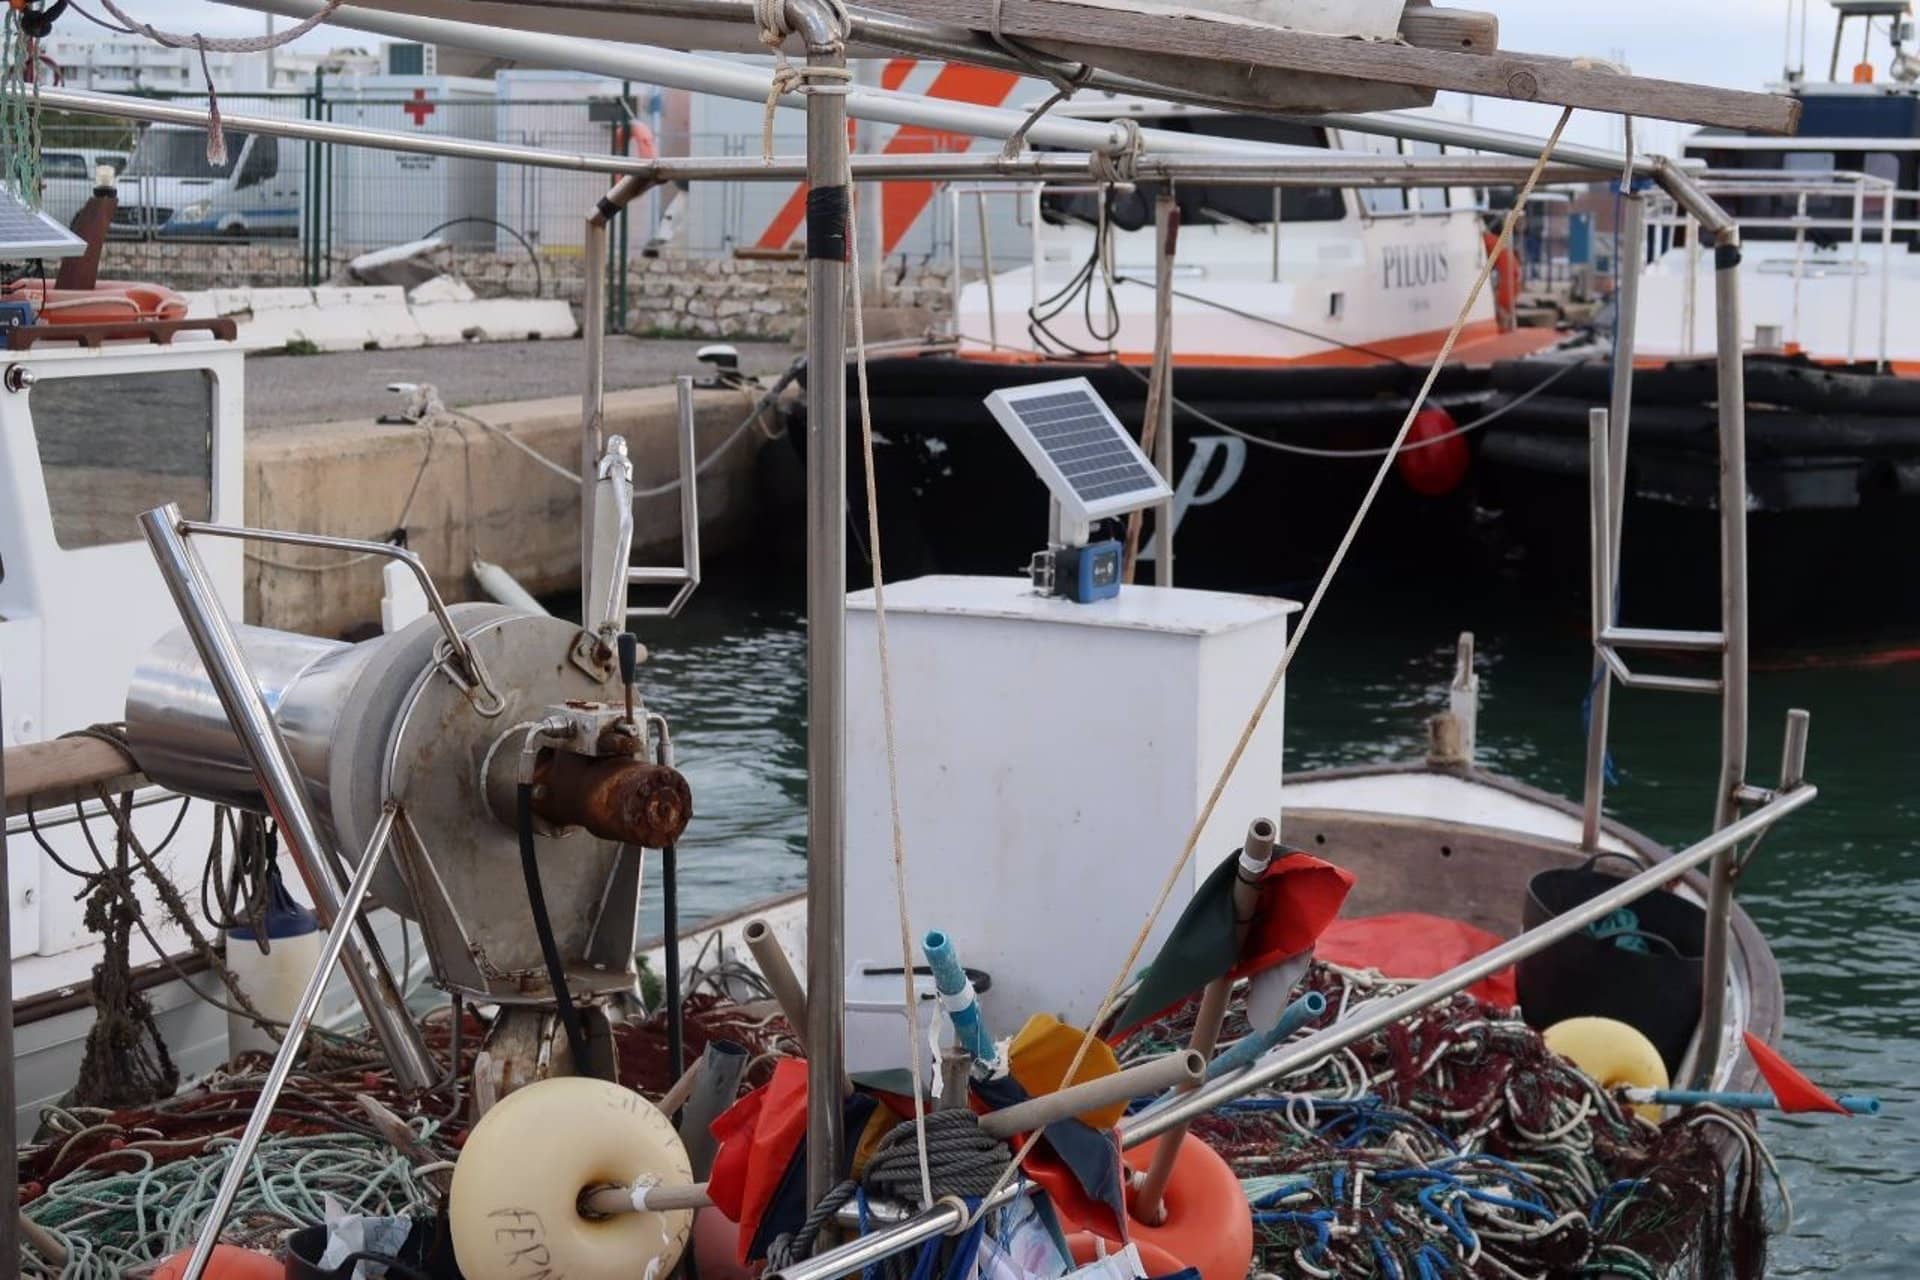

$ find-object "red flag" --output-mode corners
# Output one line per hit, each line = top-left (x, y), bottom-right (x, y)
(1743, 1032), (1849, 1116)
(707, 1058), (813, 1261)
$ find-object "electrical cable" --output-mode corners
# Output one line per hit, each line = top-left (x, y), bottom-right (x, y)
(662, 842), (684, 1081)
(516, 780), (592, 1070)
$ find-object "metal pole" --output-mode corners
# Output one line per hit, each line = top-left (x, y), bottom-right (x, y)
(583, 213), (609, 605)
(797, 0), (852, 1210)
(0, 683), (13, 1272)
(1696, 229), (1751, 1088)
(177, 803), (402, 1280)
(136, 505), (435, 1088)
(1580, 409), (1613, 850)
(1152, 191), (1176, 587)
(1126, 781), (1815, 1145)
(1579, 194), (1645, 850)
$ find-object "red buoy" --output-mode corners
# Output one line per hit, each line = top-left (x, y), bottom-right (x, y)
(1397, 406), (1470, 497)
(151, 1244), (281, 1280)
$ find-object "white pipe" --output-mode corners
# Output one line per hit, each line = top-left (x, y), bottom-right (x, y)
(220, 0), (1301, 160)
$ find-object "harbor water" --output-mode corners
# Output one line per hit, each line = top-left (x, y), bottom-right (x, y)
(629, 567), (1917, 1276)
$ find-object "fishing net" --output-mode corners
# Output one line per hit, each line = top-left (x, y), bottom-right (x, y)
(1116, 962), (1778, 1279)
(1, 7), (42, 204)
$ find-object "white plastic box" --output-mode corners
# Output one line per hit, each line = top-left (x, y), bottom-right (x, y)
(842, 576), (1299, 1073)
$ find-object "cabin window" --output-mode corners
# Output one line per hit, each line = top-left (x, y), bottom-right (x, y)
(1040, 114), (1345, 229)
(30, 370), (214, 550)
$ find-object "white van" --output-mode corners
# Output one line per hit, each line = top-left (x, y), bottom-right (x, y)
(113, 125), (305, 239)
(38, 148), (127, 226)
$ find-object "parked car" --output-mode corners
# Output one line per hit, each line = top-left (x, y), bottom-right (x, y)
(38, 147), (127, 227)
(112, 125), (304, 240)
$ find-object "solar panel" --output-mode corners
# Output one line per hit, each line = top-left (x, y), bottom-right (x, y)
(984, 378), (1172, 527)
(0, 186), (87, 260)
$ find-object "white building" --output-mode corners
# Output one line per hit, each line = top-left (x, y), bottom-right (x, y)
(40, 35), (381, 95)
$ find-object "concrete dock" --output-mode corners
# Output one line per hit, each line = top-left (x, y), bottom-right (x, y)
(245, 337), (796, 635)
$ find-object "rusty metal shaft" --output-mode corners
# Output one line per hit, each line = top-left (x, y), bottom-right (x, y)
(532, 752), (692, 847)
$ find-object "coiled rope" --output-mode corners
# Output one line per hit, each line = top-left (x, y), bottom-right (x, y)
(766, 1111), (1009, 1273)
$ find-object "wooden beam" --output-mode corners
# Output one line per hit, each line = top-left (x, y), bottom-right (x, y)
(1398, 5), (1497, 55)
(863, 0), (1803, 134)
(4, 738), (146, 818)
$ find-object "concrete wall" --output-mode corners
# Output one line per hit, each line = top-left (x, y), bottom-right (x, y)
(103, 243), (955, 340)
(246, 384), (770, 636)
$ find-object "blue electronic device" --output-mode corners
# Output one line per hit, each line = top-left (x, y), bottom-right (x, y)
(0, 299), (35, 330)
(1057, 539), (1123, 603)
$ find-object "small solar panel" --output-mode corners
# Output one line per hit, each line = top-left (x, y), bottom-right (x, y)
(985, 378), (1172, 526)
(0, 187), (87, 260)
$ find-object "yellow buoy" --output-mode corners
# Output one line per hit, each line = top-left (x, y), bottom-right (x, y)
(450, 1076), (695, 1280)
(1543, 1016), (1670, 1124)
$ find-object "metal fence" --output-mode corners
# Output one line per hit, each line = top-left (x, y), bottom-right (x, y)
(39, 88), (1018, 292)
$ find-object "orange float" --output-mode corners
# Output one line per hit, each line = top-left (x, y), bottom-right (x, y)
(1482, 228), (1520, 331)
(151, 1243), (282, 1280)
(1057, 1133), (1252, 1280)
(1, 277), (189, 325)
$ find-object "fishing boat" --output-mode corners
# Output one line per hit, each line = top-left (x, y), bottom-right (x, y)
(784, 93), (1567, 591)
(1477, 0), (1920, 638)
(0, 1), (1843, 1277)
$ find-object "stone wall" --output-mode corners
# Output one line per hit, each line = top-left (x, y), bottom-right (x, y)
(102, 242), (956, 341)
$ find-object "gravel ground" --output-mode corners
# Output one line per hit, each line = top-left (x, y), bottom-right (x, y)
(245, 336), (802, 430)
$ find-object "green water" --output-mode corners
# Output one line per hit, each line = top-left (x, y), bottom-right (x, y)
(634, 574), (1918, 1276)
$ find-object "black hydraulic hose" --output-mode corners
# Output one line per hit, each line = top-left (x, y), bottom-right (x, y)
(663, 842), (685, 1082)
(517, 781), (592, 1070)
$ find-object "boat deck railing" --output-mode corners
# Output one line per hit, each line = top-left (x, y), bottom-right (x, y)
(1649, 166), (1917, 367)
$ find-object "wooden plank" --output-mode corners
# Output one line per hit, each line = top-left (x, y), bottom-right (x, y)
(863, 0), (1803, 134)
(4, 738), (146, 818)
(1398, 4), (1498, 55)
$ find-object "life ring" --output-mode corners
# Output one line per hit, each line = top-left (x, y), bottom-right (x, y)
(0, 277), (188, 325)
(1067, 1232), (1188, 1279)
(449, 1076), (695, 1280)
(1543, 1016), (1669, 1123)
(1060, 1133), (1252, 1280)
(1482, 229), (1519, 332)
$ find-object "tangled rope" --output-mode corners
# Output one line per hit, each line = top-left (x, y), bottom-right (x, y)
(21, 1129), (442, 1278)
(1117, 963), (1784, 1279)
(1088, 119), (1144, 187)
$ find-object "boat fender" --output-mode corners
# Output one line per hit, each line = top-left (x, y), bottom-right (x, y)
(1543, 1016), (1670, 1123)
(1396, 406), (1470, 497)
(224, 874), (321, 1058)
(1064, 1133), (1252, 1280)
(449, 1076), (695, 1280)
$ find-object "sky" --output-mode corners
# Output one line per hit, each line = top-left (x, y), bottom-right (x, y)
(81, 0), (1822, 153)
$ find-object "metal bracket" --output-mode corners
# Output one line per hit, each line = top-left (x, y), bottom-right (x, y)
(627, 376), (703, 620)
(177, 519), (504, 714)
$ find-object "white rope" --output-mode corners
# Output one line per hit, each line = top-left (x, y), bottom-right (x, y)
(753, 0), (853, 162)
(835, 60), (935, 1210)
(94, 0), (342, 51)
(963, 105), (1581, 1228)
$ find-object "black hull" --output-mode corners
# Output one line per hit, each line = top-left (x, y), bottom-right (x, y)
(1476, 357), (1920, 640)
(763, 352), (1508, 601)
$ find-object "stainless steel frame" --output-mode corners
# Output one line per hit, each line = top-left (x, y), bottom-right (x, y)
(136, 505), (436, 1089)
(175, 804), (404, 1280)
